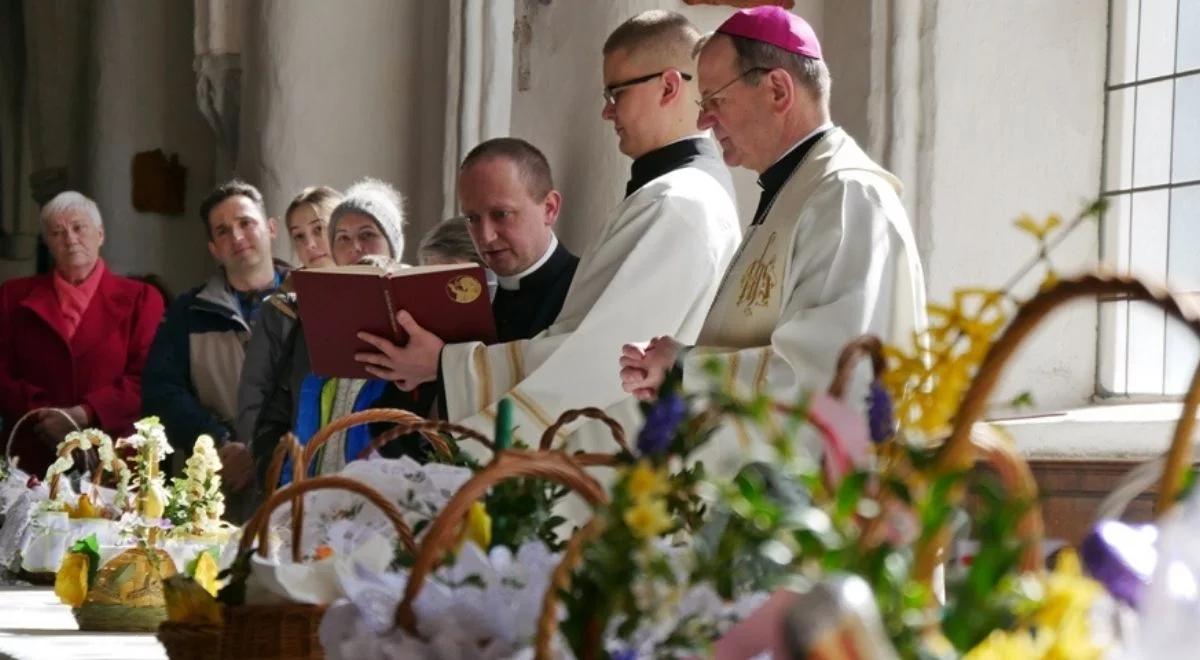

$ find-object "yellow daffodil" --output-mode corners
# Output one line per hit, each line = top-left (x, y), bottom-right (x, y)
(626, 460), (669, 501)
(192, 552), (220, 597)
(54, 553), (90, 608)
(1034, 550), (1101, 630)
(458, 501), (493, 551)
(964, 629), (1044, 660)
(623, 497), (672, 539)
(1042, 611), (1103, 660)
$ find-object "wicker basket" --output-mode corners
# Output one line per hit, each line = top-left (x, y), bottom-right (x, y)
(824, 333), (1048, 575)
(531, 332), (1050, 658)
(19, 428), (127, 584)
(157, 436), (303, 660)
(393, 449), (607, 635)
(72, 546), (177, 632)
(3, 406), (81, 468)
(1089, 285), (1200, 522)
(912, 273), (1200, 583)
(530, 337), (900, 660)
(220, 474), (416, 660)
(157, 622), (222, 660)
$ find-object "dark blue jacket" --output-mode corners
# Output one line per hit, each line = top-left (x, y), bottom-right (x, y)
(142, 262), (289, 455)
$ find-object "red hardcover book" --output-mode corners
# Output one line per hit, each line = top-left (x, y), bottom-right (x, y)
(292, 263), (497, 379)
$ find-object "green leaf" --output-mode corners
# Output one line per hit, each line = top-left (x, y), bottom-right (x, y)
(68, 533), (101, 589)
(1008, 391), (1035, 409)
(834, 472), (869, 522)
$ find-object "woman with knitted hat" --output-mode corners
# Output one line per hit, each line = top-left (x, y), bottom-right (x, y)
(237, 186), (343, 455)
(251, 178), (420, 484)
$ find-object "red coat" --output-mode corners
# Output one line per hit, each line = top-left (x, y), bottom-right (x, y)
(0, 267), (165, 475)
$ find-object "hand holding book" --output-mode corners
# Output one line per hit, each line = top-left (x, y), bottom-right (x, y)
(355, 311), (443, 391)
(291, 262), (497, 380)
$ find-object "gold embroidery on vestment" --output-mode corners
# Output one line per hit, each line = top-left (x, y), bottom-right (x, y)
(735, 231), (777, 316)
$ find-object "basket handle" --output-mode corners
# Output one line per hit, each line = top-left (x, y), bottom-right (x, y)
(394, 449), (607, 633)
(538, 407), (629, 468)
(970, 425), (1044, 572)
(538, 407), (630, 455)
(900, 429), (1046, 581)
(303, 408), (491, 471)
(827, 335), (886, 400)
(534, 518), (606, 660)
(47, 431), (112, 500)
(353, 421), (475, 462)
(4, 407), (80, 467)
(263, 434), (305, 501)
(263, 434), (305, 563)
(1093, 360), (1200, 520)
(239, 474), (416, 560)
(916, 273), (1200, 582)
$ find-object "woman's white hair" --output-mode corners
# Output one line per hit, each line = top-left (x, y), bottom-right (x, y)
(41, 191), (103, 230)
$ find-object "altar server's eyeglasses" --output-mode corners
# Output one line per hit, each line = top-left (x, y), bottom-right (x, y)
(696, 67), (772, 114)
(602, 70), (693, 106)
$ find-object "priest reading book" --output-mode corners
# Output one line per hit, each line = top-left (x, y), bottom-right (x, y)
(291, 261), (497, 380)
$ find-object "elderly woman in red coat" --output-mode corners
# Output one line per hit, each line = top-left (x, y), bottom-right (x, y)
(0, 192), (164, 475)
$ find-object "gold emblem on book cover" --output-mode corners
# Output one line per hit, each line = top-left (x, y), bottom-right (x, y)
(736, 231), (777, 315)
(447, 275), (483, 304)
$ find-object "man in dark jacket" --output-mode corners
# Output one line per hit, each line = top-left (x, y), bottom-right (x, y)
(142, 180), (287, 520)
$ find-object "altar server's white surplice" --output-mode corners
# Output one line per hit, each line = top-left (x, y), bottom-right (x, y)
(441, 139), (741, 447)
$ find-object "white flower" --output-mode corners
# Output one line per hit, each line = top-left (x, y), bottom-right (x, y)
(121, 416), (174, 459)
(44, 455), (75, 489)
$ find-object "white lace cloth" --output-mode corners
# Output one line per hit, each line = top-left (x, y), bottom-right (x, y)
(0, 479), (126, 573)
(0, 467), (31, 518)
(319, 541), (561, 660)
(268, 456), (473, 560)
(319, 537), (770, 660)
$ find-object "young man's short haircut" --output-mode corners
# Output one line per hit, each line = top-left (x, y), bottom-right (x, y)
(603, 9), (701, 67)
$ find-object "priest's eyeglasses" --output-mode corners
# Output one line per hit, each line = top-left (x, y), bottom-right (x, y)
(602, 70), (693, 106)
(696, 67), (772, 114)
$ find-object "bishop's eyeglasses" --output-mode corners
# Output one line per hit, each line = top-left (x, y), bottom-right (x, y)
(602, 69), (693, 106)
(695, 67), (772, 114)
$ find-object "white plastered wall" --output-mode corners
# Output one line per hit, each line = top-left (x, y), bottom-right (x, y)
(85, 0), (217, 296)
(237, 0), (450, 265)
(0, 1), (218, 294)
(921, 0), (1107, 412)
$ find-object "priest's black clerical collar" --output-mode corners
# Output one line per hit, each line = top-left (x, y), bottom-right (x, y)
(625, 136), (718, 198)
(496, 238), (573, 292)
(751, 125), (834, 224)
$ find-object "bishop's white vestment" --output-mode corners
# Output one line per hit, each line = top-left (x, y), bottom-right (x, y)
(683, 127), (927, 474)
